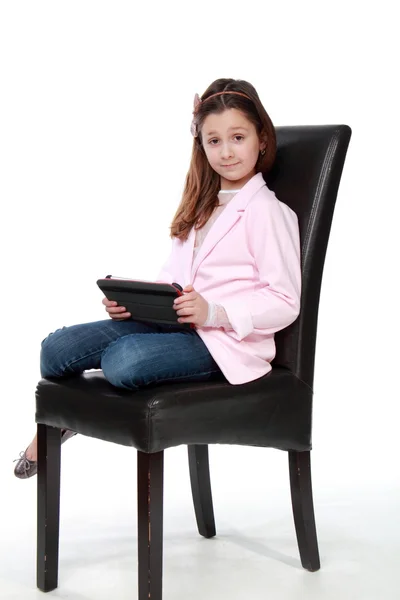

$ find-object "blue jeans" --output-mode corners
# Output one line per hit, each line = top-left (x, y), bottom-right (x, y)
(40, 319), (225, 391)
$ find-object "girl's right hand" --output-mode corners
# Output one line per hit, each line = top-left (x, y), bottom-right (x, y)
(102, 297), (131, 321)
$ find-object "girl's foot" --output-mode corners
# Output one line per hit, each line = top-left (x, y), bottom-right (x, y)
(13, 430), (77, 479)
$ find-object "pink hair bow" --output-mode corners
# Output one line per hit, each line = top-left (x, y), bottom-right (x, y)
(190, 93), (202, 137)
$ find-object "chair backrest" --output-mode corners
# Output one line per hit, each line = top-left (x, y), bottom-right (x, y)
(265, 125), (352, 390)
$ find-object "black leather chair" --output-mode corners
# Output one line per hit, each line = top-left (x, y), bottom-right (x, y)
(35, 124), (352, 600)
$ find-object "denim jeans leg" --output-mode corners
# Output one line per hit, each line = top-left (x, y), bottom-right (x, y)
(101, 329), (224, 390)
(40, 319), (162, 378)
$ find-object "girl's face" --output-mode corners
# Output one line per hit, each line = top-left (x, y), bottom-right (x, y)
(201, 108), (266, 190)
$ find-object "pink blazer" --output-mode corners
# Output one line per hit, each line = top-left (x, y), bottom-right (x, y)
(156, 172), (301, 385)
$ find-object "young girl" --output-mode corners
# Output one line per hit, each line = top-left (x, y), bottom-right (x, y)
(14, 77), (301, 479)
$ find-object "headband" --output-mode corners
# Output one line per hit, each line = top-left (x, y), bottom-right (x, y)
(190, 91), (252, 137)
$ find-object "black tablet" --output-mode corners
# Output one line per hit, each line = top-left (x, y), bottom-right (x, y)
(96, 276), (194, 330)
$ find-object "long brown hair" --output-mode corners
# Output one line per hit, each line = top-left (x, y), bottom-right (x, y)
(169, 78), (277, 241)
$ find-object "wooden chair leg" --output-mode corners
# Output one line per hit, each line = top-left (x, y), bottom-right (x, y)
(137, 451), (164, 600)
(37, 424), (62, 592)
(188, 444), (216, 538)
(288, 450), (320, 571)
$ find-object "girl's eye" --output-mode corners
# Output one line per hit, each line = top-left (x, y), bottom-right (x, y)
(209, 135), (244, 145)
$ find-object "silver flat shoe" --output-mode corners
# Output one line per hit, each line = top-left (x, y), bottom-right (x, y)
(13, 429), (77, 479)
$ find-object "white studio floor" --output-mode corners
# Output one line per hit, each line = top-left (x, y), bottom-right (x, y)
(1, 435), (400, 600)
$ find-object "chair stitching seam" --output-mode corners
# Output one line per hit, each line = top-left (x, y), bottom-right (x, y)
(297, 128), (341, 378)
(291, 371), (314, 393)
(301, 128), (340, 264)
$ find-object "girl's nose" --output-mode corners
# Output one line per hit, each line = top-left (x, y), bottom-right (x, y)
(220, 143), (234, 159)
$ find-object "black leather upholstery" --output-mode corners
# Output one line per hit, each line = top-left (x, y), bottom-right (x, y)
(35, 125), (352, 455)
(266, 125), (351, 387)
(36, 368), (312, 452)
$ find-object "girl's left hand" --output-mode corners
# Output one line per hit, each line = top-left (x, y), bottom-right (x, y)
(173, 285), (208, 327)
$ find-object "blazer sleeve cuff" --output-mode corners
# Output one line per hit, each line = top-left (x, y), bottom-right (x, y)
(222, 300), (253, 341)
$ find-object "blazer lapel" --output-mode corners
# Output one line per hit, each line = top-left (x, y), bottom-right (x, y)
(190, 203), (243, 282)
(189, 172), (267, 282)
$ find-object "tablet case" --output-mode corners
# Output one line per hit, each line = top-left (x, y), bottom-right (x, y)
(96, 276), (194, 330)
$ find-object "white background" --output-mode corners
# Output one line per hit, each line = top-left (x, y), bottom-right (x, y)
(0, 2), (399, 599)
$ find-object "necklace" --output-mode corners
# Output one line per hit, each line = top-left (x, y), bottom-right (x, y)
(219, 189), (240, 194)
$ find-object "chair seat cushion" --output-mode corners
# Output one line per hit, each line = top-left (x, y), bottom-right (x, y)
(35, 368), (312, 453)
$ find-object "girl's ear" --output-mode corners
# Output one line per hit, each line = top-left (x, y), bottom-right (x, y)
(259, 131), (268, 152)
